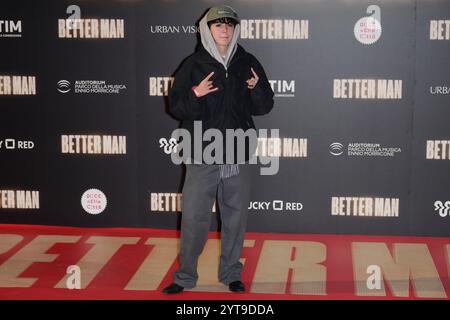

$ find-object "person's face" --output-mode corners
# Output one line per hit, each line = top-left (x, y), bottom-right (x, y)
(210, 21), (235, 47)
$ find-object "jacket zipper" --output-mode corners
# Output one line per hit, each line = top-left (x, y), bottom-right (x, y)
(203, 53), (244, 79)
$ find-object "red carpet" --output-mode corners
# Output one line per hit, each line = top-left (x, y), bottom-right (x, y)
(0, 224), (449, 300)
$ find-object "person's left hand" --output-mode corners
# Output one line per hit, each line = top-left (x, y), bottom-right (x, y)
(246, 67), (259, 89)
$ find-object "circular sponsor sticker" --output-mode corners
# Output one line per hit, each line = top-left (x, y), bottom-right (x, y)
(354, 16), (382, 45)
(81, 188), (107, 215)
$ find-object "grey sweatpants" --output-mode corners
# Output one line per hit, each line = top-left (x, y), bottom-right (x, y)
(173, 163), (252, 289)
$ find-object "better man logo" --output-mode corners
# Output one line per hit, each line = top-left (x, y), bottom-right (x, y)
(426, 140), (450, 160)
(256, 137), (307, 158)
(0, 190), (40, 209)
(333, 79), (402, 99)
(331, 197), (399, 218)
(240, 19), (308, 39)
(430, 20), (450, 40)
(61, 135), (127, 154)
(58, 19), (125, 38)
(150, 192), (217, 213)
(0, 76), (36, 95)
(149, 77), (174, 96)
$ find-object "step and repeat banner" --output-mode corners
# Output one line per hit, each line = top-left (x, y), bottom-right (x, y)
(0, 0), (449, 236)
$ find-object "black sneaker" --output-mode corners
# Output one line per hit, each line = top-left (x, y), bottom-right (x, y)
(162, 283), (184, 294)
(228, 281), (245, 293)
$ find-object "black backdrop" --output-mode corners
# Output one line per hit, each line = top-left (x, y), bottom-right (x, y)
(1, 0), (449, 237)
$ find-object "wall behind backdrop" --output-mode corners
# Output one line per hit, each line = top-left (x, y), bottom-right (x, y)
(1, 0), (449, 237)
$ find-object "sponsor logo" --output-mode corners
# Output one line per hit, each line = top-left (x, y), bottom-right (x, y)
(434, 200), (450, 217)
(149, 77), (174, 96)
(430, 20), (450, 40)
(249, 200), (303, 212)
(159, 138), (178, 154)
(0, 138), (34, 150)
(0, 20), (22, 37)
(330, 142), (401, 157)
(61, 135), (127, 154)
(426, 140), (450, 160)
(429, 86), (450, 95)
(57, 80), (126, 94)
(330, 143), (344, 156)
(0, 75), (36, 95)
(256, 137), (307, 158)
(58, 19), (125, 38)
(150, 192), (217, 213)
(81, 189), (107, 215)
(149, 25), (198, 34)
(240, 19), (309, 40)
(333, 79), (402, 99)
(0, 190), (40, 209)
(354, 5), (382, 45)
(269, 80), (295, 98)
(57, 80), (71, 93)
(331, 197), (399, 217)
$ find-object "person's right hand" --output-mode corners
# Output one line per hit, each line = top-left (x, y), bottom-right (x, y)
(193, 72), (218, 97)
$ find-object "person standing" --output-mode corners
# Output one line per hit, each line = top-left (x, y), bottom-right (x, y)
(163, 5), (274, 294)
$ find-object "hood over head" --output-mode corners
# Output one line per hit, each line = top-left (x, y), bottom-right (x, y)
(198, 7), (240, 70)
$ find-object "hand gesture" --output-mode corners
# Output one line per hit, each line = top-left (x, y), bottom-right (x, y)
(194, 72), (219, 97)
(246, 67), (259, 89)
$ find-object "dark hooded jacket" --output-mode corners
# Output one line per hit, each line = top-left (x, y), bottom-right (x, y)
(168, 18), (274, 164)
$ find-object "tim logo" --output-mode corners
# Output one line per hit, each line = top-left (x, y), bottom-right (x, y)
(159, 138), (178, 154)
(269, 80), (295, 98)
(434, 200), (450, 217)
(0, 20), (22, 37)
